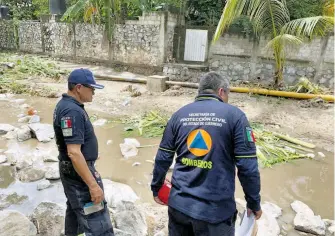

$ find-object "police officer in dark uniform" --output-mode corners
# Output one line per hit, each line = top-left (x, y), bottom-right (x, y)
(151, 72), (262, 236)
(53, 69), (114, 236)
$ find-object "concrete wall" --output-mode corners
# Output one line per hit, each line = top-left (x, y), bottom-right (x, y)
(164, 34), (334, 87)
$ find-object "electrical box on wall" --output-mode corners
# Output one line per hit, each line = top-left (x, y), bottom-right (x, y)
(0, 6), (9, 19)
(49, 0), (66, 15)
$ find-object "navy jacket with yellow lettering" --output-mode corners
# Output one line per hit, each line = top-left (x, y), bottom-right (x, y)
(151, 94), (261, 223)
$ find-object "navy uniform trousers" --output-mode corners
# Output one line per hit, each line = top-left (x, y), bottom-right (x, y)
(59, 161), (114, 236)
(168, 206), (236, 236)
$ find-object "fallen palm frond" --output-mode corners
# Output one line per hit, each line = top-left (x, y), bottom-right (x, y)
(122, 111), (169, 138)
(0, 53), (67, 81)
(290, 77), (329, 94)
(251, 123), (315, 167)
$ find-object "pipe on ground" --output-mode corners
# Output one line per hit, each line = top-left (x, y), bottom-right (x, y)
(94, 74), (334, 102)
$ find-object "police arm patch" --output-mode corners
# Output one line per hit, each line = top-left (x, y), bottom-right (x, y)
(61, 117), (73, 137)
(246, 127), (256, 143)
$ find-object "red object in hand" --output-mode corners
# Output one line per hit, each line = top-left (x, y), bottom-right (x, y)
(158, 179), (172, 205)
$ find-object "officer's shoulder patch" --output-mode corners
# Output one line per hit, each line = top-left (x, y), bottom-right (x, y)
(245, 127), (256, 143)
(61, 116), (73, 137)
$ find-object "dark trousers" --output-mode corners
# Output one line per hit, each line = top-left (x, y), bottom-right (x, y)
(60, 161), (114, 236)
(168, 207), (236, 236)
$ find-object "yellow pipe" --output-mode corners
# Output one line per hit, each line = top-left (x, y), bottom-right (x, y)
(94, 75), (334, 102)
(166, 81), (334, 102)
(230, 87), (334, 102)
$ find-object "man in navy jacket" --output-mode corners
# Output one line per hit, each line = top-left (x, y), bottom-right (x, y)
(151, 72), (262, 236)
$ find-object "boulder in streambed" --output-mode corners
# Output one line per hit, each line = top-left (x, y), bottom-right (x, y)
(0, 124), (15, 135)
(0, 210), (37, 236)
(30, 202), (65, 236)
(291, 200), (326, 235)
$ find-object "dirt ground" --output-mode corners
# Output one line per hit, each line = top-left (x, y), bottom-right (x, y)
(31, 75), (334, 154)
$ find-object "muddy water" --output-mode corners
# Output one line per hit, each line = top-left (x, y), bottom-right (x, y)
(0, 95), (334, 222)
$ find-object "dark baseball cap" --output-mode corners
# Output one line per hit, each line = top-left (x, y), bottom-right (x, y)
(68, 68), (104, 89)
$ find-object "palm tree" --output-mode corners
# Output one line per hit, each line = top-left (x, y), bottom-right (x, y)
(62, 0), (121, 42)
(213, 0), (334, 86)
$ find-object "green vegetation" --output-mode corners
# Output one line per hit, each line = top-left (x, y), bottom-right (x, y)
(251, 123), (314, 168)
(213, 0), (334, 86)
(0, 53), (67, 94)
(122, 110), (169, 138)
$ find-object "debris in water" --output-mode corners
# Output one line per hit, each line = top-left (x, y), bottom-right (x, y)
(318, 152), (325, 158)
(20, 104), (30, 109)
(145, 160), (154, 164)
(252, 122), (316, 167)
(132, 162), (141, 167)
(106, 140), (113, 145)
(29, 115), (41, 124)
(0, 155), (7, 164)
(93, 119), (107, 127)
(122, 110), (168, 138)
(18, 116), (31, 123)
(122, 98), (131, 106)
(136, 181), (142, 185)
(306, 153), (315, 159)
(13, 99), (26, 104)
(124, 126), (133, 131)
(27, 108), (37, 116)
(120, 138), (140, 159)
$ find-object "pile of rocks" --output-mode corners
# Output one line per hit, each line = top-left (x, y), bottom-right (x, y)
(0, 179), (333, 236)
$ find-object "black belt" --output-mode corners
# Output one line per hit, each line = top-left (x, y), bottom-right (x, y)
(60, 160), (95, 166)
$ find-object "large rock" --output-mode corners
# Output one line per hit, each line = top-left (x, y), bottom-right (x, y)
(43, 154), (59, 162)
(30, 202), (65, 236)
(257, 210), (281, 236)
(0, 124), (15, 135)
(37, 180), (51, 191)
(18, 166), (45, 182)
(17, 125), (32, 142)
(0, 210), (37, 236)
(0, 164), (16, 188)
(291, 201), (326, 235)
(4, 130), (17, 139)
(28, 123), (55, 143)
(16, 157), (33, 170)
(291, 200), (315, 216)
(0, 192), (28, 210)
(138, 203), (168, 236)
(103, 179), (139, 212)
(114, 228), (132, 236)
(113, 205), (148, 236)
(262, 202), (282, 218)
(45, 163), (60, 180)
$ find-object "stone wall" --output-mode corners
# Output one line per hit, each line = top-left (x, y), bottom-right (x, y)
(76, 24), (108, 60)
(18, 21), (43, 53)
(43, 22), (74, 56)
(113, 23), (160, 65)
(0, 20), (16, 49)
(0, 12), (178, 67)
